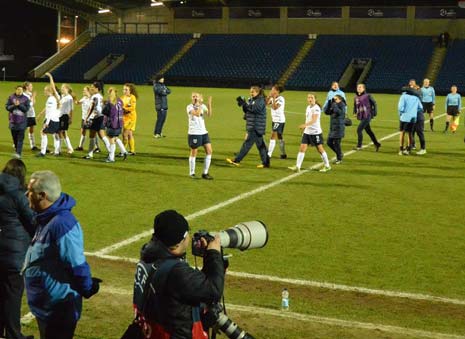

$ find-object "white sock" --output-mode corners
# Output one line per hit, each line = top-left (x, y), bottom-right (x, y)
(79, 135), (85, 148)
(296, 152), (305, 169)
(116, 138), (127, 153)
(53, 135), (61, 154)
(189, 156), (196, 175)
(279, 139), (286, 155)
(102, 136), (111, 152)
(321, 151), (329, 167)
(88, 138), (95, 157)
(65, 136), (73, 151)
(268, 139), (276, 157)
(109, 143), (116, 161)
(40, 134), (48, 154)
(203, 154), (212, 175)
(28, 133), (35, 148)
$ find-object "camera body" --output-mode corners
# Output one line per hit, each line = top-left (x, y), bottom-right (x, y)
(192, 230), (215, 257)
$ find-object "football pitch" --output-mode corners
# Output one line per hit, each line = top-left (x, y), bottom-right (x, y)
(1, 82), (465, 338)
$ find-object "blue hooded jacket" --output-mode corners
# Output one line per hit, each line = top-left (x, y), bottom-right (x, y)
(23, 193), (93, 321)
(398, 92), (423, 123)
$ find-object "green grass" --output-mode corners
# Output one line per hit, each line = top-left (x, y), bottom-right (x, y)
(3, 81), (465, 338)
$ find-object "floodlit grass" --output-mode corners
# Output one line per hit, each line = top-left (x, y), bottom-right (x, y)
(3, 81), (465, 338)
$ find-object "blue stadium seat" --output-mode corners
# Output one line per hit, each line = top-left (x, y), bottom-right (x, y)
(287, 35), (434, 92)
(435, 39), (465, 94)
(52, 34), (191, 84)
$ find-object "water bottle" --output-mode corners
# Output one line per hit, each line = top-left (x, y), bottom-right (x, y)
(281, 288), (289, 310)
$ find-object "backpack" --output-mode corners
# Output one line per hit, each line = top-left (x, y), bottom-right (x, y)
(125, 259), (208, 339)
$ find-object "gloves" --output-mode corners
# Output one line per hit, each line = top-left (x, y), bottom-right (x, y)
(236, 96), (246, 107)
(82, 277), (102, 299)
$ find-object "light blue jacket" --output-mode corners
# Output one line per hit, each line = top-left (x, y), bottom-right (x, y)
(445, 93), (461, 111)
(420, 86), (435, 104)
(323, 89), (347, 112)
(398, 92), (423, 123)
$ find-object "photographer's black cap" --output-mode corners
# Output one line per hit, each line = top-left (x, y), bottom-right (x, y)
(153, 210), (189, 247)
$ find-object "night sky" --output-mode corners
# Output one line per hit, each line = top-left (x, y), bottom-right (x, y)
(0, 0), (56, 79)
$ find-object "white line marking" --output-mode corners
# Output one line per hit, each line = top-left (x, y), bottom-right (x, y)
(99, 286), (465, 339)
(228, 304), (465, 339)
(86, 252), (465, 307)
(20, 312), (35, 325)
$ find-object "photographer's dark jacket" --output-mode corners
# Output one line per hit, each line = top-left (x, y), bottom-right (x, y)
(0, 173), (34, 272)
(243, 95), (267, 135)
(153, 82), (171, 111)
(138, 239), (224, 339)
(325, 101), (346, 139)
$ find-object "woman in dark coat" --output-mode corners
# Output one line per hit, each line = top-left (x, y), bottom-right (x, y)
(0, 159), (34, 339)
(325, 94), (346, 165)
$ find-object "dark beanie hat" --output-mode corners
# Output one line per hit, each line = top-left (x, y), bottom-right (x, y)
(153, 210), (189, 247)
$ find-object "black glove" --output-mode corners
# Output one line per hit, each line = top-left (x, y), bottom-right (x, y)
(82, 277), (102, 299)
(236, 96), (246, 107)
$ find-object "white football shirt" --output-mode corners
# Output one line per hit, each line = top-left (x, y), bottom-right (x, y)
(187, 103), (208, 135)
(304, 104), (322, 135)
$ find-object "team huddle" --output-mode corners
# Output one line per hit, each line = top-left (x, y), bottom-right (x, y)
(5, 77), (462, 177)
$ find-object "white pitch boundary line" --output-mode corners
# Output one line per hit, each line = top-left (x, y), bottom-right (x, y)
(86, 252), (465, 307)
(98, 286), (465, 339)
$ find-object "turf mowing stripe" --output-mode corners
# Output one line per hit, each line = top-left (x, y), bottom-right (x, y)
(86, 252), (465, 306)
(92, 113), (446, 257)
(100, 286), (465, 339)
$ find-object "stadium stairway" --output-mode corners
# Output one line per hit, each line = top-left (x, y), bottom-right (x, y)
(425, 44), (448, 85)
(30, 30), (92, 78)
(153, 38), (198, 79)
(277, 39), (314, 87)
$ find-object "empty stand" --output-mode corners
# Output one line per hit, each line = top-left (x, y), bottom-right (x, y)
(287, 35), (434, 93)
(165, 34), (307, 87)
(434, 39), (465, 94)
(52, 34), (191, 84)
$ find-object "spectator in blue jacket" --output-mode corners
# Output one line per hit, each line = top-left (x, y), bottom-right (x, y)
(6, 85), (30, 159)
(153, 75), (171, 138)
(0, 159), (34, 339)
(323, 81), (346, 113)
(24, 170), (100, 339)
(398, 90), (423, 155)
(227, 86), (269, 168)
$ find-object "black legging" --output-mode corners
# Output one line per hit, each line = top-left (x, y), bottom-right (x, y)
(327, 137), (343, 161)
(357, 119), (379, 148)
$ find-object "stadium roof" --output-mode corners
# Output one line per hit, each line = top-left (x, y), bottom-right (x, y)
(27, 0), (460, 17)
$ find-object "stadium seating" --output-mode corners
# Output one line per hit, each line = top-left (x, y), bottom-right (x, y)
(52, 34), (191, 83)
(286, 35), (434, 92)
(434, 39), (465, 94)
(165, 34), (307, 86)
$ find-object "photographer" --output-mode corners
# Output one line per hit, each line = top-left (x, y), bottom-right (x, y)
(134, 210), (224, 339)
(226, 86), (269, 168)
